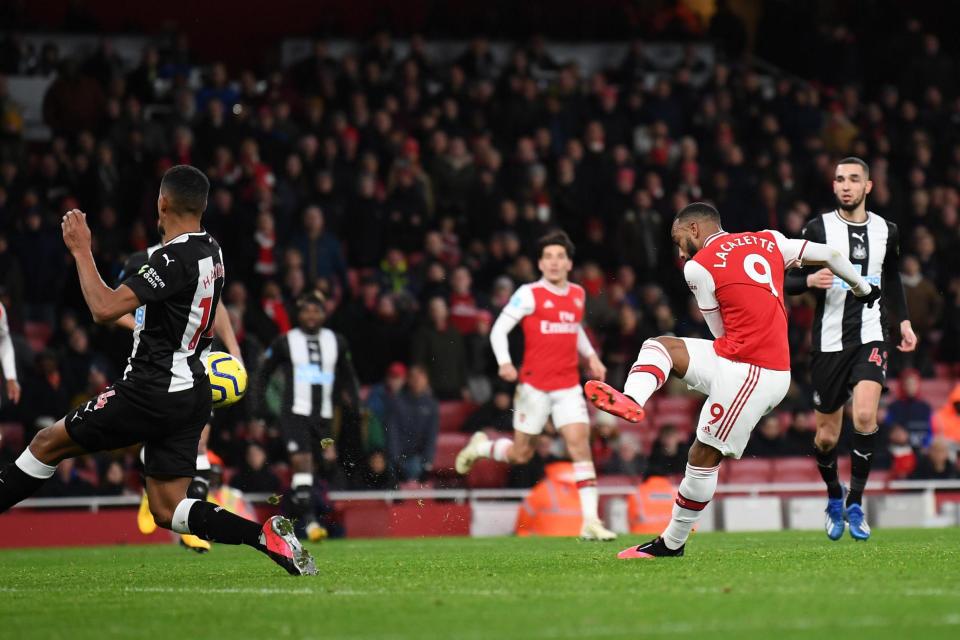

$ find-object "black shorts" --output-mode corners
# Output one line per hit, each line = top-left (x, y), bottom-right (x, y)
(280, 415), (331, 456)
(810, 341), (889, 413)
(65, 383), (212, 477)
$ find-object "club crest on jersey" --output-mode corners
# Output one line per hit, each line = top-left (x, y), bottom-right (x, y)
(852, 244), (867, 260)
(574, 298), (583, 308)
(813, 391), (821, 407)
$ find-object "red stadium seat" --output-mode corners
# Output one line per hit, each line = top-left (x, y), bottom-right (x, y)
(433, 432), (469, 473)
(597, 474), (635, 487)
(467, 459), (509, 488)
(439, 401), (478, 432)
(773, 456), (820, 483)
(723, 458), (774, 485)
(0, 422), (24, 453)
(23, 321), (52, 353)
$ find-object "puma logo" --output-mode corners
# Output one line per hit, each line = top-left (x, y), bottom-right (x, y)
(162, 254), (175, 266)
(853, 449), (873, 460)
(852, 233), (865, 242)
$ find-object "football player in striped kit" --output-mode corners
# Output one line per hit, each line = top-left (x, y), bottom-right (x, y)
(785, 157), (917, 541)
(253, 290), (360, 542)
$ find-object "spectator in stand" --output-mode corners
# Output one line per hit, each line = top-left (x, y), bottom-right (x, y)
(365, 361), (408, 449)
(646, 425), (688, 476)
(603, 433), (647, 477)
(412, 297), (468, 400)
(781, 410), (817, 456)
(232, 443), (281, 494)
(900, 254), (941, 372)
(98, 460), (130, 496)
(352, 449), (398, 490)
(317, 441), (348, 490)
(744, 415), (788, 458)
(292, 206), (347, 292)
(507, 434), (557, 489)
(885, 369), (933, 450)
(911, 438), (959, 480)
(465, 309), (497, 403)
(385, 365), (439, 481)
(35, 458), (95, 497)
(462, 383), (514, 433)
(448, 265), (481, 335)
(887, 424), (917, 480)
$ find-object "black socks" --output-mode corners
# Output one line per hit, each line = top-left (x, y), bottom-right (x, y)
(848, 428), (878, 507)
(815, 445), (843, 500)
(0, 463), (47, 513)
(186, 500), (264, 547)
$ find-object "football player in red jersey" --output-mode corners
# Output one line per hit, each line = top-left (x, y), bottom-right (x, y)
(456, 231), (615, 541)
(586, 202), (879, 557)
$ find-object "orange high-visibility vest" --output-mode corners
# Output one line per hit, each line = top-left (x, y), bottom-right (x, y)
(210, 486), (257, 521)
(933, 384), (960, 445)
(515, 462), (583, 537)
(627, 475), (676, 534)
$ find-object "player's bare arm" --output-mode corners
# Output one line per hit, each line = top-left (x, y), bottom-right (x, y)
(62, 209), (142, 324)
(213, 300), (242, 360)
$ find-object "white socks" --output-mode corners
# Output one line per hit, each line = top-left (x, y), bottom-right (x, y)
(624, 339), (673, 406)
(15, 450), (57, 479)
(478, 438), (513, 463)
(573, 461), (599, 521)
(171, 498), (199, 534)
(196, 453), (211, 472)
(662, 463), (719, 550)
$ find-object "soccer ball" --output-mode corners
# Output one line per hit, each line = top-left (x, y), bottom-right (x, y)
(206, 351), (248, 408)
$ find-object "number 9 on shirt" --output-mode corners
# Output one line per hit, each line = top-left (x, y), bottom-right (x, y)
(206, 351), (248, 408)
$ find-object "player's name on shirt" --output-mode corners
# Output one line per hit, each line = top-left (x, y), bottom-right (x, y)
(711, 234), (779, 268)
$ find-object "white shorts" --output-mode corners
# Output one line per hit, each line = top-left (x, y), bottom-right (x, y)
(513, 383), (589, 435)
(680, 338), (791, 459)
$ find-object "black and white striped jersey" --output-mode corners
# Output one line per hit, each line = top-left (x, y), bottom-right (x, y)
(120, 231), (225, 393)
(785, 210), (908, 352)
(255, 327), (360, 422)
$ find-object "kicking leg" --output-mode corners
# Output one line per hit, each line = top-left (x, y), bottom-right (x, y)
(0, 421), (87, 513)
(151, 475), (316, 576)
(560, 421), (616, 541)
(586, 337), (690, 421)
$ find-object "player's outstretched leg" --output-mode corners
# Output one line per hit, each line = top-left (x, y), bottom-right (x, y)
(586, 338), (682, 421)
(151, 478), (317, 576)
(847, 383), (881, 541)
(0, 422), (88, 514)
(456, 431), (510, 475)
(619, 441), (720, 559)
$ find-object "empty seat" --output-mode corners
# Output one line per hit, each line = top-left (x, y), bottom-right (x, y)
(439, 401), (477, 432)
(723, 458), (774, 485)
(0, 422), (25, 453)
(467, 459), (509, 488)
(433, 432), (469, 473)
(773, 457), (820, 483)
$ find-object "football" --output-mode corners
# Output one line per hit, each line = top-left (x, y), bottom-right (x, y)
(206, 351), (247, 408)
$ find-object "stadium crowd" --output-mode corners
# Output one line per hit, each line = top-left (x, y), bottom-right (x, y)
(1, 19), (960, 496)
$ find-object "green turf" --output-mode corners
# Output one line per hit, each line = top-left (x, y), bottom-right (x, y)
(1, 529), (959, 640)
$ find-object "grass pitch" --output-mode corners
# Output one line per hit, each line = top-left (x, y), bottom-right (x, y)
(1, 529), (959, 640)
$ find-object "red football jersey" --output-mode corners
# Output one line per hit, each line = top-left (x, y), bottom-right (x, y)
(686, 230), (807, 371)
(503, 280), (586, 391)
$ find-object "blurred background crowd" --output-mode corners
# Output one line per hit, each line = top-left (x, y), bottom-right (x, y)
(0, 0), (959, 497)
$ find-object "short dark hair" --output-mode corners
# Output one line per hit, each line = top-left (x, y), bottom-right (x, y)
(160, 165), (210, 216)
(537, 230), (575, 259)
(297, 290), (327, 309)
(675, 201), (721, 223)
(837, 156), (870, 178)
